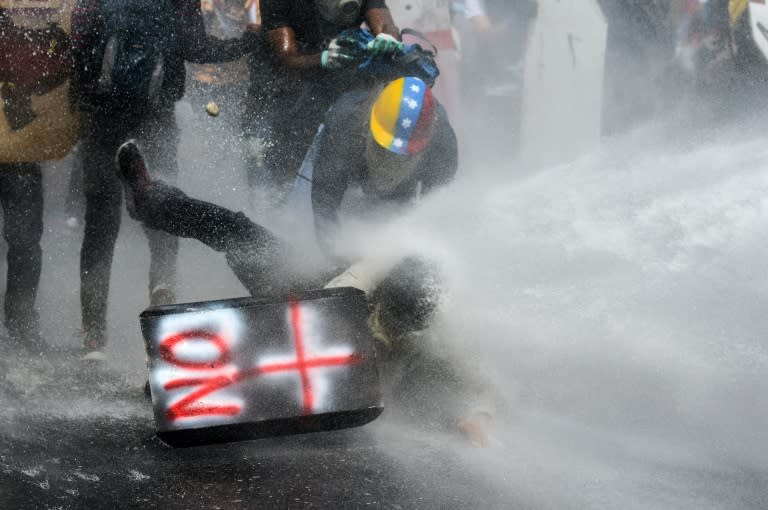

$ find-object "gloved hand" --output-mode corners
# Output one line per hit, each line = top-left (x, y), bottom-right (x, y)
(321, 36), (364, 69)
(366, 33), (403, 56)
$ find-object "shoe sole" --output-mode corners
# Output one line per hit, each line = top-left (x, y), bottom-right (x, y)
(116, 140), (150, 188)
(150, 285), (176, 307)
(81, 350), (107, 362)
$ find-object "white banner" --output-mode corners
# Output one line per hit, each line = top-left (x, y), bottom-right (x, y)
(386, 0), (452, 33)
(518, 0), (607, 167)
(749, 1), (768, 64)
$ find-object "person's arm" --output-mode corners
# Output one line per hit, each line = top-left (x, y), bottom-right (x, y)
(455, 376), (506, 447)
(364, 7), (400, 39)
(311, 132), (350, 257)
(420, 107), (458, 194)
(175, 0), (256, 63)
(463, 0), (485, 19)
(267, 26), (323, 70)
(463, 0), (491, 29)
(70, 0), (103, 104)
(259, 0), (320, 70)
(469, 14), (492, 31)
(310, 89), (375, 257)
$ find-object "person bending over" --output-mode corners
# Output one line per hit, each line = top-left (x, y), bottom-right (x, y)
(115, 79), (498, 444)
(257, 0), (401, 186)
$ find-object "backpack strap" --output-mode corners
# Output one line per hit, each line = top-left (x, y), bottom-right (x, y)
(399, 28), (438, 57)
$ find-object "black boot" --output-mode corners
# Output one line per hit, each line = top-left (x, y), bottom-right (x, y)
(6, 310), (47, 356)
(115, 140), (152, 219)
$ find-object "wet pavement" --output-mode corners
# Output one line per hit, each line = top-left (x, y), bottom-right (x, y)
(0, 352), (514, 509)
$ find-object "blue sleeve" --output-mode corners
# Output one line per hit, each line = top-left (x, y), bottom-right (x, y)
(310, 90), (370, 255)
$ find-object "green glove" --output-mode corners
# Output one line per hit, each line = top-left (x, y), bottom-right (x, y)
(366, 33), (404, 56)
(321, 36), (363, 69)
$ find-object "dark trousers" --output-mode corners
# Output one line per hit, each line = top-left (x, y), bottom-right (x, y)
(134, 181), (464, 421)
(134, 181), (440, 336)
(131, 181), (469, 423)
(0, 163), (43, 339)
(264, 87), (337, 187)
(80, 107), (179, 340)
(136, 180), (301, 297)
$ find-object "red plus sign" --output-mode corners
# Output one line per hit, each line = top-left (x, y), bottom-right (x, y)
(257, 296), (363, 415)
(160, 297), (364, 421)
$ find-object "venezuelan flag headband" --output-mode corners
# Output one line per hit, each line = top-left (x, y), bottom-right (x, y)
(370, 77), (436, 156)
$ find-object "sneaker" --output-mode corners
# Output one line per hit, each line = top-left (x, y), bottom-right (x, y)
(22, 335), (49, 356)
(80, 335), (106, 362)
(150, 284), (176, 307)
(82, 349), (106, 362)
(115, 140), (152, 218)
(6, 315), (47, 356)
(8, 334), (49, 357)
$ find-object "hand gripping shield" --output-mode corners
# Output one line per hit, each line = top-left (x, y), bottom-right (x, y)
(140, 287), (383, 447)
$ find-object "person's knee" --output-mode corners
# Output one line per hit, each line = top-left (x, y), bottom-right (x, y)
(225, 245), (279, 296)
(4, 233), (41, 256)
(3, 210), (42, 249)
(224, 228), (291, 297)
(84, 192), (121, 241)
(226, 212), (280, 250)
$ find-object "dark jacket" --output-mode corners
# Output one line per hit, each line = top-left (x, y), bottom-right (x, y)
(71, 0), (254, 109)
(310, 88), (458, 251)
(257, 0), (389, 121)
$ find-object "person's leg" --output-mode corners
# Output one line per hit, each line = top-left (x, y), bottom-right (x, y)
(243, 58), (279, 197)
(265, 121), (305, 189)
(243, 124), (272, 188)
(0, 163), (43, 348)
(65, 142), (84, 226)
(117, 141), (290, 297)
(79, 114), (124, 350)
(137, 107), (179, 304)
